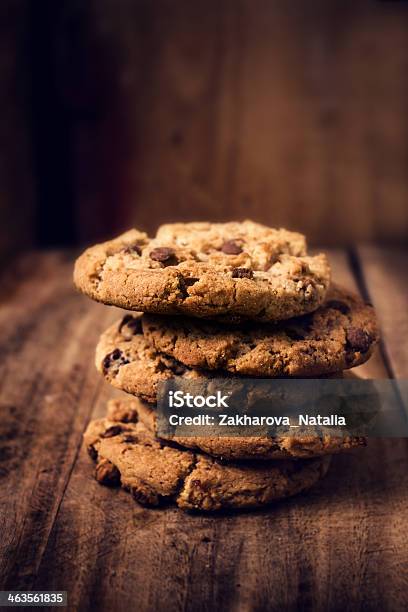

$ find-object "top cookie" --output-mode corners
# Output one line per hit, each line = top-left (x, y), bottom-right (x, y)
(74, 221), (331, 321)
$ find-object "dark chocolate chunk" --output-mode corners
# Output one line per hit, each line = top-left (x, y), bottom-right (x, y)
(102, 354), (112, 372)
(180, 276), (199, 299)
(346, 327), (372, 352)
(88, 445), (98, 461)
(95, 459), (120, 486)
(221, 240), (243, 255)
(101, 425), (124, 438)
(123, 244), (142, 256)
(102, 349), (130, 373)
(150, 247), (177, 264)
(118, 410), (139, 424)
(123, 435), (138, 444)
(232, 267), (253, 279)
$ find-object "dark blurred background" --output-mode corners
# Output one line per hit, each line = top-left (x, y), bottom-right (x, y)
(1, 0), (408, 261)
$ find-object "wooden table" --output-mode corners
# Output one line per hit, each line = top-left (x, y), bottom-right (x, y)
(0, 248), (407, 612)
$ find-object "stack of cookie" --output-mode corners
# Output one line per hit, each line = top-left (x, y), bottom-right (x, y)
(74, 221), (379, 511)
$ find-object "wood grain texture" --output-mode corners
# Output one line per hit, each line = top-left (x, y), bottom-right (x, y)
(2, 0), (408, 252)
(356, 246), (408, 380)
(0, 253), (120, 591)
(51, 0), (408, 246)
(356, 246), (408, 424)
(0, 249), (405, 611)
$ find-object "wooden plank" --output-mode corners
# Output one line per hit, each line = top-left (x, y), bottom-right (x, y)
(30, 250), (408, 611)
(0, 253), (120, 590)
(356, 246), (408, 379)
(53, 0), (408, 246)
(325, 249), (408, 612)
(355, 245), (408, 428)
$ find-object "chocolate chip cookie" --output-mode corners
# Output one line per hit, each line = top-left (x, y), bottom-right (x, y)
(95, 313), (203, 403)
(84, 410), (330, 511)
(96, 316), (276, 404)
(95, 312), (349, 402)
(142, 284), (379, 377)
(106, 397), (366, 461)
(74, 221), (331, 321)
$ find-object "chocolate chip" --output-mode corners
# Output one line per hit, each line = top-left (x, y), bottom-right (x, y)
(346, 327), (372, 352)
(221, 240), (243, 255)
(117, 409), (138, 423)
(184, 277), (199, 286)
(88, 445), (98, 461)
(123, 435), (138, 444)
(95, 459), (120, 486)
(286, 329), (305, 341)
(232, 267), (253, 279)
(327, 300), (351, 315)
(180, 277), (199, 299)
(102, 354), (113, 372)
(101, 425), (123, 438)
(119, 314), (142, 335)
(150, 247), (178, 264)
(123, 244), (142, 256)
(191, 479), (202, 488)
(102, 349), (130, 373)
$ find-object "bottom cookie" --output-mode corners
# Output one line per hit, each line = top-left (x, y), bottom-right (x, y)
(84, 410), (330, 511)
